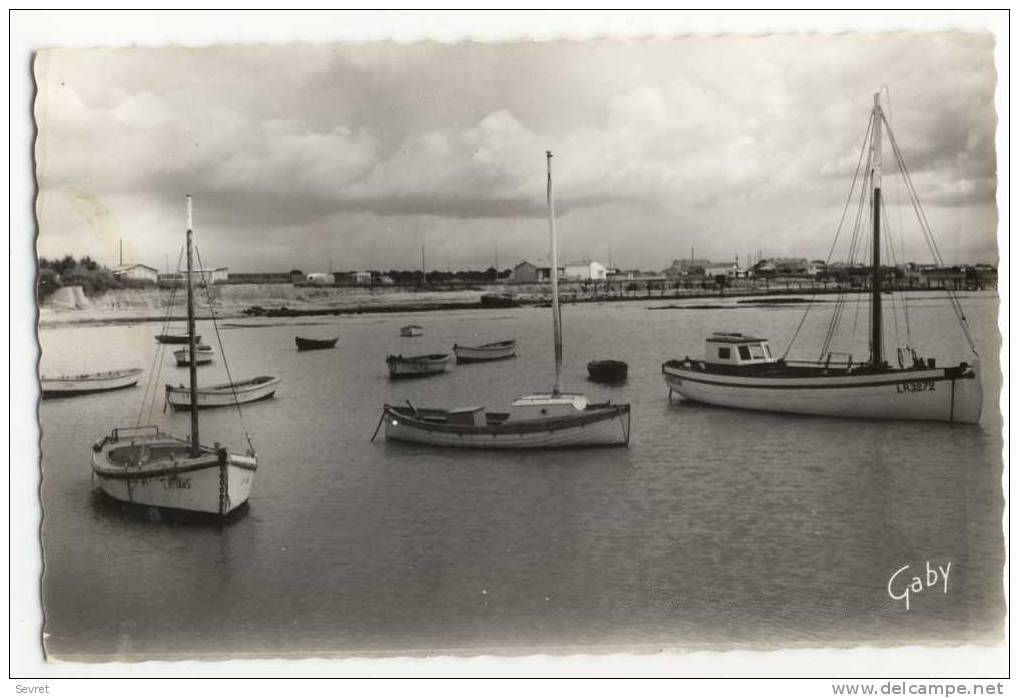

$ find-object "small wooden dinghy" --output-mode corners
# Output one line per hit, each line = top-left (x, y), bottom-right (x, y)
(41, 368), (143, 399)
(165, 376), (281, 411)
(453, 339), (517, 363)
(386, 353), (453, 378)
(295, 336), (338, 351)
(173, 344), (215, 366)
(400, 325), (423, 337)
(155, 333), (200, 345)
(587, 359), (628, 383)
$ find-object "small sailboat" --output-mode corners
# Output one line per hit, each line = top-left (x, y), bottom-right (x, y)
(92, 196), (258, 519)
(295, 336), (338, 351)
(400, 325), (424, 337)
(386, 353), (454, 378)
(165, 376), (280, 411)
(452, 339), (517, 363)
(662, 93), (982, 425)
(155, 333), (200, 345)
(41, 368), (143, 399)
(173, 344), (215, 366)
(377, 152), (631, 448)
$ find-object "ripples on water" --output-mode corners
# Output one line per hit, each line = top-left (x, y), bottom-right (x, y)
(39, 292), (1003, 659)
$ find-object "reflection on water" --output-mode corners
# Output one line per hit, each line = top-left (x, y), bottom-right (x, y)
(40, 293), (1003, 659)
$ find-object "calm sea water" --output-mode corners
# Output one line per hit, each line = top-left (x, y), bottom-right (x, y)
(39, 292), (1004, 660)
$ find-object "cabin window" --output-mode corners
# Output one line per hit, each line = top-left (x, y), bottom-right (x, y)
(717, 347), (731, 360)
(750, 344), (766, 360)
(738, 346), (751, 360)
(763, 344), (772, 358)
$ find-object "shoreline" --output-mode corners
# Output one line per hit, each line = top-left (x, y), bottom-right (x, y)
(36, 285), (996, 328)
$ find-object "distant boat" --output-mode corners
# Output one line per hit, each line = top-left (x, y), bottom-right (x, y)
(453, 339), (517, 363)
(376, 151), (630, 449)
(400, 325), (423, 337)
(386, 353), (453, 378)
(41, 368), (143, 399)
(295, 336), (338, 351)
(92, 195), (258, 519)
(173, 345), (215, 366)
(165, 376), (280, 411)
(155, 333), (200, 345)
(587, 359), (628, 383)
(661, 93), (982, 425)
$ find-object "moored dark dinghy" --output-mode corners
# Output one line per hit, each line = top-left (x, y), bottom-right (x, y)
(386, 353), (453, 378)
(155, 333), (201, 345)
(41, 368), (143, 398)
(587, 359), (628, 383)
(295, 336), (338, 351)
(400, 325), (423, 337)
(453, 339), (517, 363)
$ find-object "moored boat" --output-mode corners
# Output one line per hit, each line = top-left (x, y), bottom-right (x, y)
(453, 339), (517, 363)
(41, 368), (143, 399)
(386, 353), (453, 378)
(155, 333), (200, 345)
(661, 93), (982, 425)
(375, 151), (631, 449)
(587, 359), (628, 383)
(92, 195), (259, 519)
(165, 376), (280, 411)
(400, 325), (423, 337)
(173, 344), (215, 366)
(295, 336), (338, 351)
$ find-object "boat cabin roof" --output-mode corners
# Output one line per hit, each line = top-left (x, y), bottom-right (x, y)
(512, 393), (589, 410)
(707, 332), (768, 344)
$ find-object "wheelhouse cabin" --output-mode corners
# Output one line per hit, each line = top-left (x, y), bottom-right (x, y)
(705, 333), (777, 367)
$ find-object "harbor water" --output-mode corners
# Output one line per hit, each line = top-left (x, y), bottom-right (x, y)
(38, 292), (1004, 659)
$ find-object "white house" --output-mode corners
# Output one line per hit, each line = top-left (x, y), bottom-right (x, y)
(112, 263), (159, 283)
(563, 260), (608, 281)
(306, 272), (335, 285)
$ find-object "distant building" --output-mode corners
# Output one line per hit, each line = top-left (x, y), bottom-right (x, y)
(112, 263), (158, 284)
(305, 272), (335, 285)
(225, 272), (292, 284)
(334, 271), (372, 286)
(157, 267), (228, 288)
(563, 260), (608, 281)
(510, 261), (539, 283)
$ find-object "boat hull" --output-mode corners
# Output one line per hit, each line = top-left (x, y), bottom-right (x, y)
(453, 341), (517, 363)
(173, 348), (215, 366)
(386, 354), (453, 378)
(41, 368), (143, 398)
(382, 404), (631, 448)
(662, 360), (982, 424)
(295, 336), (338, 351)
(91, 430), (257, 516)
(165, 376), (280, 410)
(587, 360), (628, 383)
(155, 334), (201, 345)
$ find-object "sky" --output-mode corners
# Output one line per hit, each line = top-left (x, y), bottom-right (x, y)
(33, 32), (998, 274)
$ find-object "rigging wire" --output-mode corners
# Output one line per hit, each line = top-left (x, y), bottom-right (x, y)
(136, 246), (184, 426)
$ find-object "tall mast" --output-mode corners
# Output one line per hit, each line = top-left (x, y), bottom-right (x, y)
(870, 92), (884, 367)
(185, 195), (200, 455)
(421, 244), (426, 287)
(546, 151), (563, 395)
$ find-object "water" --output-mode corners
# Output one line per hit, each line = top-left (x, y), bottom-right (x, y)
(39, 292), (1004, 659)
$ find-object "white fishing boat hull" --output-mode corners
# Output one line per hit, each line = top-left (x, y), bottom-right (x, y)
(382, 404), (631, 448)
(173, 346), (215, 366)
(91, 428), (257, 516)
(662, 360), (982, 424)
(453, 341), (517, 363)
(400, 326), (423, 337)
(386, 354), (453, 378)
(165, 376), (280, 410)
(41, 368), (143, 398)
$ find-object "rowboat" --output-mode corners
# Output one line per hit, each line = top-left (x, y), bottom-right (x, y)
(400, 325), (423, 337)
(165, 376), (280, 411)
(452, 339), (517, 363)
(587, 359), (628, 383)
(41, 368), (143, 399)
(375, 152), (631, 449)
(155, 333), (200, 345)
(386, 353), (453, 378)
(173, 344), (215, 366)
(92, 195), (259, 520)
(295, 336), (338, 351)
(662, 93), (982, 425)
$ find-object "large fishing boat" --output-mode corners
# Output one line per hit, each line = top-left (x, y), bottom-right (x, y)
(377, 152), (631, 448)
(92, 196), (259, 518)
(662, 93), (982, 425)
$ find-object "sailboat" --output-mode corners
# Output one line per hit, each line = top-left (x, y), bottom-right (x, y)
(92, 196), (259, 518)
(662, 93), (982, 425)
(376, 151), (631, 448)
